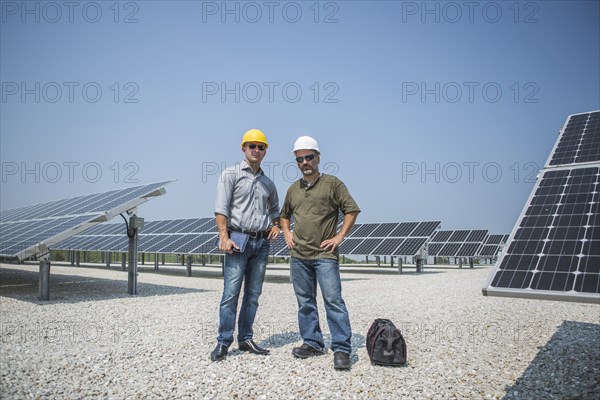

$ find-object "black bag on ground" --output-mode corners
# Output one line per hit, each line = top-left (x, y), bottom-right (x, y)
(366, 318), (407, 366)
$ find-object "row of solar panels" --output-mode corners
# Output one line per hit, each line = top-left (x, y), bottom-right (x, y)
(49, 219), (507, 258)
(429, 232), (509, 257)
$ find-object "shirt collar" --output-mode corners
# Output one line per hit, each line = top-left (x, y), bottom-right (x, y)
(241, 159), (263, 175)
(301, 173), (322, 189)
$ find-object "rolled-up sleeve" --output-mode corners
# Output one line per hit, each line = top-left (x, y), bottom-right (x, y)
(215, 170), (234, 218)
(267, 182), (280, 221)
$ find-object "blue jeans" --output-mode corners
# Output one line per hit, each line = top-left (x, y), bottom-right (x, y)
(290, 257), (352, 354)
(217, 237), (269, 347)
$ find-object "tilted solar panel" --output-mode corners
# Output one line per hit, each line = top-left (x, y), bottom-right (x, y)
(0, 180), (173, 260)
(350, 238), (381, 255)
(484, 111), (599, 303)
(369, 223), (400, 238)
(428, 229), (489, 257)
(484, 166), (599, 303)
(548, 111), (600, 166)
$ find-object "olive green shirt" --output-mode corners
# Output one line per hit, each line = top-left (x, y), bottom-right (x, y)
(281, 174), (360, 260)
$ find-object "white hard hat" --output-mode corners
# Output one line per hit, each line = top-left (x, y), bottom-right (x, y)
(293, 136), (320, 153)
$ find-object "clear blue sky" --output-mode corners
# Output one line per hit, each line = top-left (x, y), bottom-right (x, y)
(1, 0), (599, 233)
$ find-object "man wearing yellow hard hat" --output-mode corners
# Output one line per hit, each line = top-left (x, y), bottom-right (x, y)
(212, 129), (281, 362)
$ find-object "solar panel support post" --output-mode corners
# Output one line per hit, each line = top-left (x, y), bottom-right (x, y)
(416, 257), (424, 273)
(201, 254), (205, 266)
(127, 215), (140, 295)
(186, 255), (192, 277)
(397, 258), (403, 274)
(458, 258), (463, 268)
(141, 253), (145, 265)
(162, 253), (165, 265)
(390, 256), (394, 268)
(38, 259), (50, 301)
(106, 252), (111, 268)
(154, 253), (159, 271)
(69, 250), (74, 266)
(469, 258), (474, 268)
(121, 253), (126, 271)
(75, 251), (80, 267)
(376, 256), (381, 267)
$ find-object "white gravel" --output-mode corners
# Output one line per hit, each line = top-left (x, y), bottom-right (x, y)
(1, 262), (599, 399)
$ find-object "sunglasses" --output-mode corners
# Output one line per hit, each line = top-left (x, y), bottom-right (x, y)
(247, 143), (266, 151)
(295, 154), (316, 163)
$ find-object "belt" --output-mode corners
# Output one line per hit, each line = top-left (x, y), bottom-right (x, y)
(229, 229), (270, 239)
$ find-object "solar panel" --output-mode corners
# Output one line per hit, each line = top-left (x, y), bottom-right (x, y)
(457, 243), (481, 257)
(390, 222), (419, 237)
(411, 221), (441, 237)
(484, 234), (506, 245)
(0, 181), (172, 260)
(338, 238), (363, 254)
(163, 219), (194, 233)
(350, 238), (381, 255)
(477, 234), (509, 257)
(440, 242), (462, 257)
(345, 224), (362, 238)
(349, 223), (379, 238)
(548, 111), (600, 166)
(484, 111), (599, 303)
(431, 230), (453, 242)
(371, 238), (405, 255)
(428, 243), (444, 255)
(449, 230), (470, 242)
(369, 223), (399, 238)
(143, 220), (173, 234)
(156, 234), (198, 253)
(394, 238), (427, 256)
(173, 234), (212, 254)
(185, 234), (217, 254)
(428, 229), (489, 257)
(466, 230), (488, 242)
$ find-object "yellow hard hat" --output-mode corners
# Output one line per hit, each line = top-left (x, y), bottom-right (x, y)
(241, 129), (269, 149)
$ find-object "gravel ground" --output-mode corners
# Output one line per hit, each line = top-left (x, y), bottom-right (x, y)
(1, 262), (599, 399)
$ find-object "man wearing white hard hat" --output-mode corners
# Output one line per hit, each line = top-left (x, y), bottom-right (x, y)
(280, 136), (360, 370)
(211, 129), (281, 362)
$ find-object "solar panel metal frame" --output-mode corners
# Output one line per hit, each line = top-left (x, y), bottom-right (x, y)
(483, 110), (600, 304)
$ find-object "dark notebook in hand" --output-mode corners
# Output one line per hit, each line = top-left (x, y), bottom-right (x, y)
(216, 231), (249, 253)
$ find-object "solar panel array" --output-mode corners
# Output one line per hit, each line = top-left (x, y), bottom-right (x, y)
(0, 181), (173, 260)
(428, 230), (489, 257)
(477, 234), (509, 257)
(54, 219), (442, 258)
(55, 218), (217, 255)
(484, 110), (600, 303)
(338, 221), (441, 256)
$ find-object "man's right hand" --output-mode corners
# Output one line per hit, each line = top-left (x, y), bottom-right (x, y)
(219, 236), (239, 254)
(283, 230), (295, 249)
